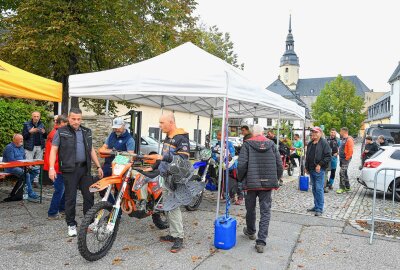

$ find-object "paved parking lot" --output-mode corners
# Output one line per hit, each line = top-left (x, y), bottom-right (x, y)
(0, 143), (399, 269)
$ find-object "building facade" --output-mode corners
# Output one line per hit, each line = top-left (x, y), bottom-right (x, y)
(389, 62), (400, 124)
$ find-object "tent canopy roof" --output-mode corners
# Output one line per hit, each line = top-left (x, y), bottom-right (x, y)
(0, 60), (62, 102)
(69, 42), (305, 120)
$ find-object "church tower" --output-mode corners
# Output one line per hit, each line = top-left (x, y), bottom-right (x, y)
(279, 15), (299, 90)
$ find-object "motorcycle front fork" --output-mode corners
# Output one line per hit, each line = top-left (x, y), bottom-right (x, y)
(93, 168), (132, 232)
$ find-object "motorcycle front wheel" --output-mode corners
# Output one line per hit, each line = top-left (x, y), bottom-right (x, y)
(185, 191), (204, 211)
(78, 201), (121, 261)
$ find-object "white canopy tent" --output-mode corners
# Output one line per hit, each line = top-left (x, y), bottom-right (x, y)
(69, 42), (306, 218)
(69, 42), (304, 120)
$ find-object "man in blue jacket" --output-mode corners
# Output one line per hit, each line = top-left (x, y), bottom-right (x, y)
(3, 134), (39, 202)
(22, 111), (46, 187)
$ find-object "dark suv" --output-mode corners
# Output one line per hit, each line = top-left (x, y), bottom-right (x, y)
(362, 124), (400, 153)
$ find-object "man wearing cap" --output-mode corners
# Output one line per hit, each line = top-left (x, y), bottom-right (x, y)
(99, 117), (135, 177)
(305, 127), (331, 216)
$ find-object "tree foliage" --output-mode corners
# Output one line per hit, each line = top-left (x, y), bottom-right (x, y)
(311, 75), (364, 136)
(0, 98), (50, 150)
(0, 1), (242, 115)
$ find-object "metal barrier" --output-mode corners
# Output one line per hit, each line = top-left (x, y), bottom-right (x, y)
(369, 167), (400, 244)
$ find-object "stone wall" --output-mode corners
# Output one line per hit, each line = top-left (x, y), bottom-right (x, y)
(82, 115), (113, 150)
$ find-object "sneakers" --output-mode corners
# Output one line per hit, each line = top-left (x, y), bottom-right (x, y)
(160, 235), (176, 243)
(243, 227), (256, 240)
(170, 238), (183, 253)
(336, 188), (345, 194)
(306, 207), (316, 212)
(68, 225), (77, 237)
(235, 198), (244, 205)
(315, 211), (322, 217)
(27, 196), (40, 203)
(324, 187), (329, 193)
(345, 187), (351, 192)
(255, 243), (265, 253)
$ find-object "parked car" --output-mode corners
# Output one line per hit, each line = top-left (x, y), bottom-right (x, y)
(358, 145), (400, 201)
(228, 137), (243, 148)
(140, 136), (161, 155)
(362, 124), (400, 153)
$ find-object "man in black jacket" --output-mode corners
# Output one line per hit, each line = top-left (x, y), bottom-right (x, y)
(238, 124), (282, 253)
(305, 127), (331, 216)
(49, 108), (103, 237)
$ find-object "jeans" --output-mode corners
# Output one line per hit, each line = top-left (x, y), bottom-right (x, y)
(5, 167), (39, 198)
(245, 190), (272, 246)
(63, 166), (94, 226)
(48, 173), (65, 217)
(25, 146), (43, 182)
(310, 169), (325, 213)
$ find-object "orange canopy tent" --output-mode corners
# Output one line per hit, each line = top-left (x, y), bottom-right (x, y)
(0, 60), (62, 102)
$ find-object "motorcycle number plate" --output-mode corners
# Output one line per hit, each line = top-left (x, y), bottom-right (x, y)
(113, 164), (126, 176)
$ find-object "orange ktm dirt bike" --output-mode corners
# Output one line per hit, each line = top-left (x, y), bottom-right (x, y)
(77, 151), (168, 261)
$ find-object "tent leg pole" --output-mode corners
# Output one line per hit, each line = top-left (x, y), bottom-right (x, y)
(57, 102), (62, 115)
(158, 107), (164, 153)
(216, 97), (227, 220)
(209, 109), (214, 148)
(105, 100), (109, 115)
(277, 110), (281, 150)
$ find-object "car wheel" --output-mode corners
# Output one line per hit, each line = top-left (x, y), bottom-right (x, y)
(389, 177), (400, 202)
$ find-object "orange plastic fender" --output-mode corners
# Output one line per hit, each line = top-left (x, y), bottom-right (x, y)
(89, 176), (122, 193)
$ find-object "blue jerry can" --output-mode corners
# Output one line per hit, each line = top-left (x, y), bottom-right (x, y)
(299, 175), (309, 191)
(214, 216), (237, 250)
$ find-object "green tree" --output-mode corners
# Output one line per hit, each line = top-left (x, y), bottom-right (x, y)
(0, 1), (242, 115)
(311, 75), (364, 135)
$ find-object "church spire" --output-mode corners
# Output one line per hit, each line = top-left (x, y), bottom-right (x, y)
(279, 15), (299, 89)
(280, 15), (299, 67)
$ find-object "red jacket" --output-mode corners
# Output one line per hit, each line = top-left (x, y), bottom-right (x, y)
(44, 126), (60, 173)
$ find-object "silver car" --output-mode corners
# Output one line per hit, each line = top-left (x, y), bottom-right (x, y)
(140, 136), (162, 155)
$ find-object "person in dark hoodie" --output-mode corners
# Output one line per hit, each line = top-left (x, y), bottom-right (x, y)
(238, 124), (283, 254)
(305, 127), (331, 216)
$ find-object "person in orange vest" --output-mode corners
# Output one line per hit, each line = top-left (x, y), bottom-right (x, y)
(336, 127), (354, 194)
(44, 115), (68, 219)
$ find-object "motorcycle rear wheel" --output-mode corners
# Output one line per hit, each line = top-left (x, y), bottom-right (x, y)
(78, 201), (121, 261)
(152, 212), (169, 229)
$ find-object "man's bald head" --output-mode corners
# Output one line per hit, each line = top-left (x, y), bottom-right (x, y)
(159, 112), (176, 134)
(12, 134), (23, 147)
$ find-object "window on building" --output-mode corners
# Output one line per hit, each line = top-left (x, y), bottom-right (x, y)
(391, 105), (394, 115)
(267, 118), (272, 126)
(254, 118), (258, 124)
(285, 67), (289, 73)
(391, 84), (394, 95)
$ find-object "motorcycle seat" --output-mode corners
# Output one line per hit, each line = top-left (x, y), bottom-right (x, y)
(138, 169), (160, 179)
